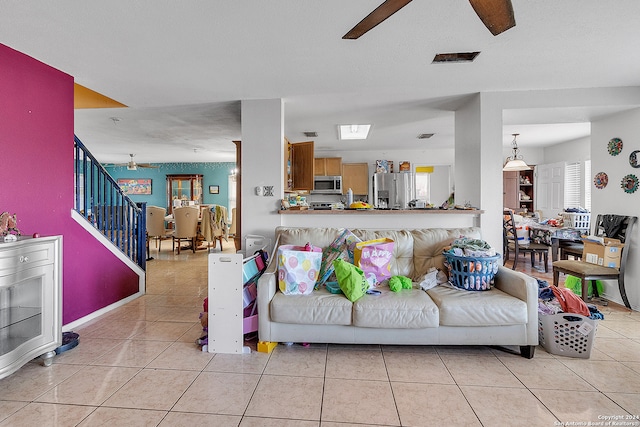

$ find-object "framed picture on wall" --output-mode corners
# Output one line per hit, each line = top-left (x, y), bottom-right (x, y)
(209, 185), (219, 194)
(117, 178), (152, 195)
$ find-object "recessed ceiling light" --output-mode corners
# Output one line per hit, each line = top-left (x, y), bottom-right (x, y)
(432, 52), (480, 63)
(338, 124), (371, 140)
(303, 131), (318, 138)
(417, 133), (434, 139)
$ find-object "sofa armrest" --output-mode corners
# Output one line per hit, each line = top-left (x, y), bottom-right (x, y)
(493, 266), (538, 303)
(257, 257), (278, 341)
(493, 266), (539, 345)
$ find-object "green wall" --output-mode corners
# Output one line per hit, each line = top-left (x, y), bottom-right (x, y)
(103, 162), (235, 211)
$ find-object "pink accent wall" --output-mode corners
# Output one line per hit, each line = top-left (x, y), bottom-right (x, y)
(0, 43), (139, 325)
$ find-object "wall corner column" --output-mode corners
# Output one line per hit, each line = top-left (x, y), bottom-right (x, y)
(240, 99), (284, 250)
(455, 93), (503, 251)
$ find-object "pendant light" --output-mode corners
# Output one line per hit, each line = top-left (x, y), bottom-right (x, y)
(503, 133), (531, 171)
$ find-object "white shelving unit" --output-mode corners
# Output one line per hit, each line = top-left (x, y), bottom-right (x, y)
(0, 236), (62, 379)
(207, 253), (247, 354)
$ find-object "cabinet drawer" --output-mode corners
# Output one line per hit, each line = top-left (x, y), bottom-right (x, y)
(0, 242), (55, 274)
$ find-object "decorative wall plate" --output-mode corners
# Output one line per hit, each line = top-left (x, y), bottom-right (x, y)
(630, 150), (640, 168)
(593, 172), (608, 189)
(608, 138), (623, 156)
(621, 174), (639, 194)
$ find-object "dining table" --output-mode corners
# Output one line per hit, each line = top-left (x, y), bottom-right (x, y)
(164, 205), (228, 250)
(528, 222), (584, 262)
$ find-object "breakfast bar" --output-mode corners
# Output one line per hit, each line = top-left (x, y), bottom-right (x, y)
(279, 208), (483, 229)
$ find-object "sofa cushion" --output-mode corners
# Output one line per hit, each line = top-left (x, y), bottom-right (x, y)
(271, 288), (353, 325)
(411, 227), (482, 281)
(353, 286), (439, 328)
(427, 285), (527, 327)
(276, 227), (346, 250)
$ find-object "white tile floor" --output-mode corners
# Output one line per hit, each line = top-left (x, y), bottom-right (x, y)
(1, 240), (639, 426)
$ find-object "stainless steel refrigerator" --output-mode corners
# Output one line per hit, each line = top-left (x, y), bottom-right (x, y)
(373, 173), (416, 209)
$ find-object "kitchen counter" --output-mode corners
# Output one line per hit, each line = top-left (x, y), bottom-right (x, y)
(279, 208), (483, 215)
(278, 208), (484, 229)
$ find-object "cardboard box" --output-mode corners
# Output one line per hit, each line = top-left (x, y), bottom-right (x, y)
(582, 237), (624, 268)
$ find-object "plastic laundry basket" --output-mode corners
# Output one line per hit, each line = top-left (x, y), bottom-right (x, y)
(443, 252), (501, 291)
(538, 313), (597, 358)
(561, 212), (591, 231)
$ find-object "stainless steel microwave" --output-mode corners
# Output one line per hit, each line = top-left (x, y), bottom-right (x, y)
(312, 176), (342, 194)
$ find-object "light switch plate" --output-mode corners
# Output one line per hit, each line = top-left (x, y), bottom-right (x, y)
(255, 186), (263, 196)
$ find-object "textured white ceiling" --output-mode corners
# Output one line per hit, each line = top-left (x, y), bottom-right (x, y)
(2, 1), (640, 163)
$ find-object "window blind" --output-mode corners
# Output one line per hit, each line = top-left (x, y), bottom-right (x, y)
(564, 162), (581, 209)
(584, 160), (591, 211)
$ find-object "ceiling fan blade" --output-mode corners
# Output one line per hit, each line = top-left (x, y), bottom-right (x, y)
(343, 0), (412, 39)
(137, 164), (159, 169)
(468, 0), (515, 36)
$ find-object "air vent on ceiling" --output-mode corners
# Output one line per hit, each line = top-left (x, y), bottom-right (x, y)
(432, 52), (480, 63)
(303, 131), (318, 138)
(417, 133), (434, 139)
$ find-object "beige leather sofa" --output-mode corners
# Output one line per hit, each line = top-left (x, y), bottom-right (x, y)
(258, 226), (539, 358)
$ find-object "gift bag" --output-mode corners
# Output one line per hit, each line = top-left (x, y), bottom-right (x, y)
(317, 229), (361, 288)
(277, 244), (323, 295)
(333, 259), (369, 302)
(354, 238), (395, 287)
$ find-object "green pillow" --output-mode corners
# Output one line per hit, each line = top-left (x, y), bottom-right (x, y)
(333, 259), (369, 302)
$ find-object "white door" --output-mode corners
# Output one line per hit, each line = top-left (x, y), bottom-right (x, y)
(535, 162), (565, 219)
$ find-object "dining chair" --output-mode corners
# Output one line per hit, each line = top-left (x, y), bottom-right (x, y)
(198, 205), (228, 249)
(146, 205), (171, 253)
(172, 206), (199, 254)
(552, 214), (637, 308)
(559, 241), (584, 260)
(503, 209), (550, 272)
(209, 205), (228, 249)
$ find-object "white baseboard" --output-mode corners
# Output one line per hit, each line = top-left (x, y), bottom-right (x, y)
(66, 209), (146, 330)
(63, 291), (144, 331)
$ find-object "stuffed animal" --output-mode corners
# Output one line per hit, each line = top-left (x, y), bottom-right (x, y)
(0, 212), (21, 236)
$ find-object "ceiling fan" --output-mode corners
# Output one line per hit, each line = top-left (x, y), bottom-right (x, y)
(107, 154), (159, 171)
(343, 0), (515, 39)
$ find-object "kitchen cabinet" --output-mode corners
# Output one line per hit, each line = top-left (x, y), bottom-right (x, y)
(1, 236), (62, 379)
(503, 168), (534, 212)
(314, 157), (342, 176)
(285, 140), (314, 192)
(166, 174), (203, 214)
(342, 163), (369, 196)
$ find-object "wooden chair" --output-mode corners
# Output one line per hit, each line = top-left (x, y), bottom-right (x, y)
(146, 206), (171, 253)
(552, 214), (637, 308)
(559, 241), (584, 260)
(172, 206), (199, 254)
(503, 209), (550, 272)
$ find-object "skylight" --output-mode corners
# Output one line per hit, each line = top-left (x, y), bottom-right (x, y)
(338, 124), (371, 140)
